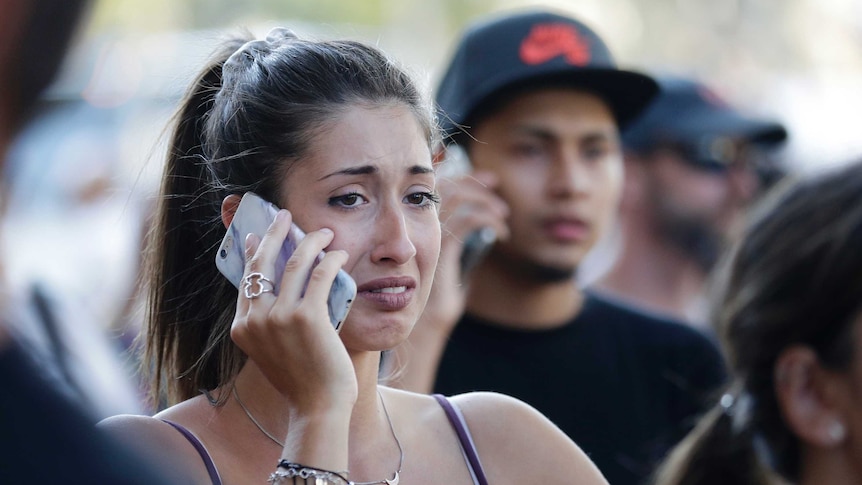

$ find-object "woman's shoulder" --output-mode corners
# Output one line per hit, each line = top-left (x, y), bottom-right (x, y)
(445, 391), (610, 485)
(99, 395), (206, 438)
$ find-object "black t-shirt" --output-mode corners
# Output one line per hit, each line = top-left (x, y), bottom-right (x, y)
(0, 339), (182, 485)
(434, 292), (727, 485)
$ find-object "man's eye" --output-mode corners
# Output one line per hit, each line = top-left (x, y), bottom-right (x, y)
(515, 144), (543, 157)
(584, 146), (608, 160)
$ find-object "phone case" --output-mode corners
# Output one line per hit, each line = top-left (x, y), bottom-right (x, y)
(215, 192), (356, 332)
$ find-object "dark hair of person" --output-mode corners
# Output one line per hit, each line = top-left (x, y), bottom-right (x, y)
(5, 0), (90, 131)
(653, 161), (862, 485)
(143, 29), (435, 406)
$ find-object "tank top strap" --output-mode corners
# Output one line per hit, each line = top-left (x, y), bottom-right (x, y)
(432, 394), (489, 485)
(161, 419), (223, 485)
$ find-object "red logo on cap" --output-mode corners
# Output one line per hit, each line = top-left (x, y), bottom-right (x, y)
(519, 23), (590, 66)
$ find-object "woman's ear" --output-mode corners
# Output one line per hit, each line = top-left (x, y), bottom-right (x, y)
(774, 346), (847, 448)
(221, 194), (242, 229)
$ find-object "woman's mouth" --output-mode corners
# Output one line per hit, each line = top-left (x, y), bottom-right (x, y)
(357, 277), (416, 311)
(370, 286), (408, 294)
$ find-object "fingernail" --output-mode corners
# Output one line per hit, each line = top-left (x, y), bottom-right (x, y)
(319, 228), (333, 236)
(245, 233), (254, 255)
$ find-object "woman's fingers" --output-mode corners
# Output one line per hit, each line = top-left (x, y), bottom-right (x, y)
(286, 249), (349, 315)
(235, 206), (345, 330)
(247, 209), (293, 281)
(276, 226), (336, 303)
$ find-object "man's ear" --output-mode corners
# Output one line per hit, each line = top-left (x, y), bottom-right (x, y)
(774, 346), (848, 448)
(221, 194), (242, 229)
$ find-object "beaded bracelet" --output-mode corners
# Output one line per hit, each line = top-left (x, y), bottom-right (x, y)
(269, 461), (351, 485)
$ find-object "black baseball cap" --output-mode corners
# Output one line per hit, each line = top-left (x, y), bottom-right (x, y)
(435, 10), (659, 142)
(623, 76), (788, 152)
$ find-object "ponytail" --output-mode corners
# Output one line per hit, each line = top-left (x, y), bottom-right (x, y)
(143, 36), (250, 406)
(653, 386), (777, 485)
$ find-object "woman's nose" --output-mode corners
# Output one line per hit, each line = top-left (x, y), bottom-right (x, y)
(370, 203), (417, 265)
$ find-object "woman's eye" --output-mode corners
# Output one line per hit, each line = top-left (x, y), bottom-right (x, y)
(328, 193), (365, 208)
(405, 192), (441, 206)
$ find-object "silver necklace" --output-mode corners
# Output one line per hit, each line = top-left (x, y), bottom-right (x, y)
(233, 387), (403, 485)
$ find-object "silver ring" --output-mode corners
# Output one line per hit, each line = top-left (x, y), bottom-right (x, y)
(243, 272), (274, 299)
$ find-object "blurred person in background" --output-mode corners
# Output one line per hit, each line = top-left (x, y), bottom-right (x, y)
(395, 10), (726, 485)
(598, 76), (788, 329)
(654, 160), (862, 485)
(0, 0), (183, 483)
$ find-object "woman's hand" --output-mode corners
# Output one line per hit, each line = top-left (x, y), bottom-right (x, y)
(229, 209), (357, 415)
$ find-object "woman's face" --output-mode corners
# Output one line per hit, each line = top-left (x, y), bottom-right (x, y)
(279, 102), (440, 351)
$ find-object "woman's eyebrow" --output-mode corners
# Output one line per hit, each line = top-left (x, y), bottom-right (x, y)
(318, 165), (377, 181)
(318, 164), (433, 181)
(411, 165), (434, 175)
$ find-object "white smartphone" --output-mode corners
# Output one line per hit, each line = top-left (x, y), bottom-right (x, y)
(215, 192), (356, 332)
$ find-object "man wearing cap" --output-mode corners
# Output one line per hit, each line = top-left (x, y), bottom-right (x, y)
(395, 10), (727, 485)
(598, 76), (788, 327)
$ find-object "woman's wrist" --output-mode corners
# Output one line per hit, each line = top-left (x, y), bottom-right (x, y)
(281, 409), (351, 473)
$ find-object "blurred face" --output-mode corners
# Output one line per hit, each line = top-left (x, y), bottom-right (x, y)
(642, 141), (760, 271)
(279, 103), (440, 351)
(469, 88), (622, 281)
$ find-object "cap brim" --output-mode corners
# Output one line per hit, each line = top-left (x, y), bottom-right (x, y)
(673, 110), (788, 147)
(480, 68), (659, 129)
(564, 69), (661, 129)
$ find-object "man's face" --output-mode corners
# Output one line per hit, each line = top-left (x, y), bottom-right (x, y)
(469, 88), (623, 281)
(641, 140), (761, 271)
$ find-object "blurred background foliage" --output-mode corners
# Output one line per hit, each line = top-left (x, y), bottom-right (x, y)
(72, 0), (862, 168)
